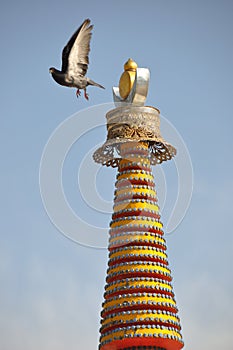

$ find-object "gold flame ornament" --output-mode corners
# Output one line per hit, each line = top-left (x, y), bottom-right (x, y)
(119, 58), (138, 99)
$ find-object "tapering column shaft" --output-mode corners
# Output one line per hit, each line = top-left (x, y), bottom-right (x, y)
(99, 142), (183, 350)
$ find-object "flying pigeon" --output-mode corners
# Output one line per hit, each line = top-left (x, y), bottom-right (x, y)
(49, 19), (104, 100)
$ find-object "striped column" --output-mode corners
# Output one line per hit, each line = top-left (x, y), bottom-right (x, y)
(99, 142), (183, 350)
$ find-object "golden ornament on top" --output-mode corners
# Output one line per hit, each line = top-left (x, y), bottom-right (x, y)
(119, 58), (138, 99)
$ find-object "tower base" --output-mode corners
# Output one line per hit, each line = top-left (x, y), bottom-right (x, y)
(100, 336), (182, 350)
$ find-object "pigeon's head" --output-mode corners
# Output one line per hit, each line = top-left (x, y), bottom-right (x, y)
(49, 67), (55, 74)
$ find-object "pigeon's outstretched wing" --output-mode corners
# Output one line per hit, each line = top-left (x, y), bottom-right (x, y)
(61, 19), (93, 77)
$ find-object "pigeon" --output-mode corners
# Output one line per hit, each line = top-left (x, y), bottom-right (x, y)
(49, 19), (104, 100)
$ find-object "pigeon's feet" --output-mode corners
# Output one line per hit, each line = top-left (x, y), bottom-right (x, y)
(76, 89), (81, 98)
(84, 89), (89, 100)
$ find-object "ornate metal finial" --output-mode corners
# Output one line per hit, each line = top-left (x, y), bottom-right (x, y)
(113, 58), (150, 107)
(93, 59), (176, 168)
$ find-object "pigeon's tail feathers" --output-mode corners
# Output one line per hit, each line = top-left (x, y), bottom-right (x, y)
(87, 78), (105, 89)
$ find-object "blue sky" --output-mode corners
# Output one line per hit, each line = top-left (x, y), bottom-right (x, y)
(1, 0), (233, 349)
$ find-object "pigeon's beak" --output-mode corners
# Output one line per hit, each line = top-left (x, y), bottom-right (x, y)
(49, 68), (53, 74)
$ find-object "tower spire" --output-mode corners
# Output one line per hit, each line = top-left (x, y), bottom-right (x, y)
(94, 60), (184, 350)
